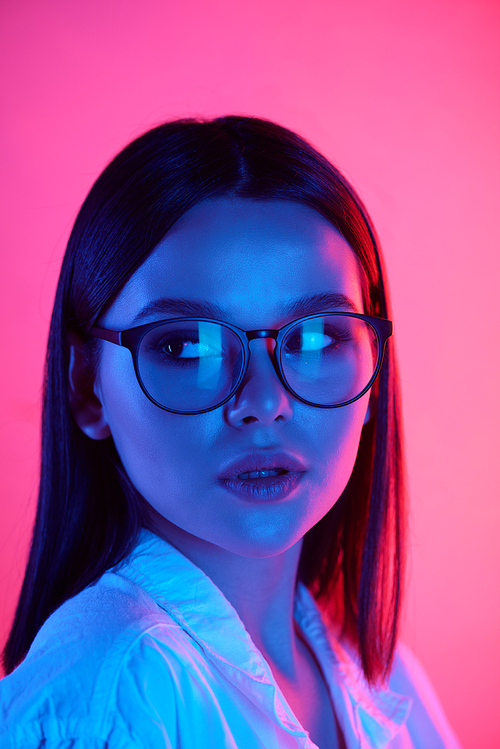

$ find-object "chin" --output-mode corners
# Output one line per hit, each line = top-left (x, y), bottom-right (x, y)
(217, 521), (312, 559)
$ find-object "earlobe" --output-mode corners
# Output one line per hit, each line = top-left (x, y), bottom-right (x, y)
(68, 330), (111, 440)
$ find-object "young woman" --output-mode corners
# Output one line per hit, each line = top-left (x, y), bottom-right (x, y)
(1, 116), (461, 748)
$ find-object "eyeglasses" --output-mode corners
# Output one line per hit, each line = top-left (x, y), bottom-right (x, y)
(89, 312), (392, 415)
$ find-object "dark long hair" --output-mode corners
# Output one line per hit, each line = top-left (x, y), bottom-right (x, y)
(3, 116), (406, 684)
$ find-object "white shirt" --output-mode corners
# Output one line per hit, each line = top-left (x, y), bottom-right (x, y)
(0, 529), (462, 748)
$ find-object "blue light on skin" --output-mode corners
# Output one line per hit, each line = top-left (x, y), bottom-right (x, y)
(69, 198), (371, 745)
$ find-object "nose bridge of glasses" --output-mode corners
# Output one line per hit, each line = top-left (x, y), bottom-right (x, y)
(245, 329), (279, 342)
(245, 329), (279, 358)
(240, 330), (283, 389)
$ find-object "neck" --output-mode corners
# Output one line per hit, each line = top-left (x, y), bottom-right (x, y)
(146, 510), (303, 676)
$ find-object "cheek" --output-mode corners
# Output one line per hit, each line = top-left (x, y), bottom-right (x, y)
(98, 348), (176, 482)
(97, 347), (222, 504)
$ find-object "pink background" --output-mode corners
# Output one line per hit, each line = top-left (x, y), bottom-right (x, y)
(1, 1), (499, 746)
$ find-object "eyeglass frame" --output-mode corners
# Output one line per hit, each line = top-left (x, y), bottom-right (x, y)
(89, 312), (393, 415)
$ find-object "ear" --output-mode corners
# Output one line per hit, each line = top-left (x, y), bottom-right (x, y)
(68, 330), (111, 440)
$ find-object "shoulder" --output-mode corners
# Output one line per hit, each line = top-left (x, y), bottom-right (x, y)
(0, 571), (194, 748)
(387, 644), (463, 749)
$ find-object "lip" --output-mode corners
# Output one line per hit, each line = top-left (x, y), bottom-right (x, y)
(217, 451), (308, 502)
(217, 451), (308, 480)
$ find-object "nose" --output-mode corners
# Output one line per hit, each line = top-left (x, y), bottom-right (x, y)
(224, 337), (294, 427)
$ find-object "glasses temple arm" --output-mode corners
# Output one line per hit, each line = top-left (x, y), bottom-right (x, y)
(89, 326), (121, 345)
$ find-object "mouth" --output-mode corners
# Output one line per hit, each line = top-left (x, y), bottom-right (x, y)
(236, 468), (289, 480)
(217, 451), (307, 501)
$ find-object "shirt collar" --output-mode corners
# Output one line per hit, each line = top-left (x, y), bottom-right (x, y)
(112, 528), (411, 748)
(294, 585), (412, 748)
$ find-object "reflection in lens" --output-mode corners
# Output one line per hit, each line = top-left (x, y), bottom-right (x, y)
(297, 318), (326, 380)
(282, 316), (378, 405)
(197, 321), (222, 390)
(138, 321), (243, 411)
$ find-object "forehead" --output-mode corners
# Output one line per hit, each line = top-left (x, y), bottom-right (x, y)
(105, 198), (364, 328)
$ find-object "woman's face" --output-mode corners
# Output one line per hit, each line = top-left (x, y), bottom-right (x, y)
(93, 198), (371, 558)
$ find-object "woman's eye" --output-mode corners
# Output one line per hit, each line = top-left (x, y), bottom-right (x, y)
(162, 338), (218, 359)
(299, 332), (334, 351)
(142, 324), (226, 366)
(284, 324), (352, 356)
(285, 331), (335, 353)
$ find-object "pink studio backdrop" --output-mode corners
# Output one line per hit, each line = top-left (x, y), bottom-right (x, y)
(1, 1), (499, 746)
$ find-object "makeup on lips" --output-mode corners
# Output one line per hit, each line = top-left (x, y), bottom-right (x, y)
(217, 451), (307, 501)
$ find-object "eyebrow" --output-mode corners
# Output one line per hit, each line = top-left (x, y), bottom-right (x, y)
(281, 292), (359, 316)
(131, 292), (359, 325)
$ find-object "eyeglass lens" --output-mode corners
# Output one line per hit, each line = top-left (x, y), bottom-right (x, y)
(136, 316), (378, 412)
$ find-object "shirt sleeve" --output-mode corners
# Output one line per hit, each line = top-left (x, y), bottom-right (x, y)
(112, 632), (181, 748)
(0, 630), (181, 749)
(387, 644), (464, 749)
